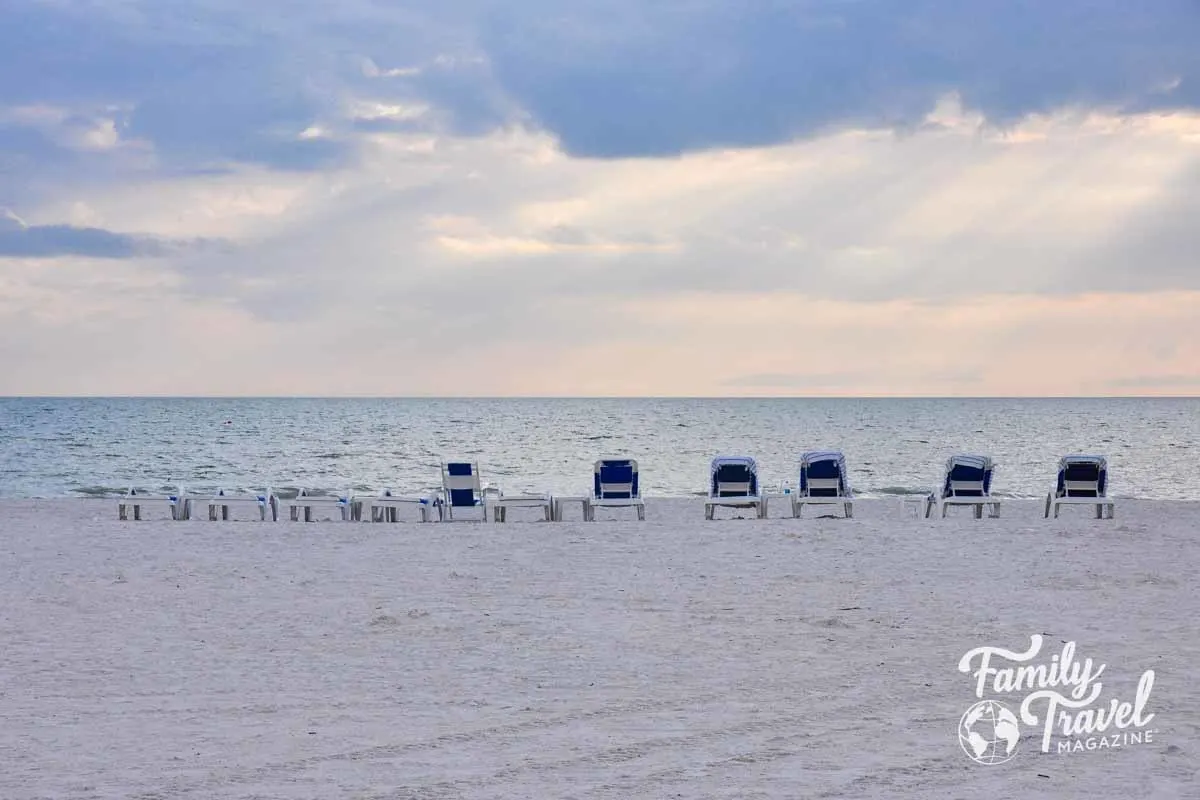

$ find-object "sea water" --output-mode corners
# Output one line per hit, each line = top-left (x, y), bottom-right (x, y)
(0, 397), (1196, 499)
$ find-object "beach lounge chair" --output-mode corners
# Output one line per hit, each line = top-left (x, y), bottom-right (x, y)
(489, 486), (553, 522)
(705, 456), (765, 519)
(117, 486), (189, 521)
(1045, 455), (1115, 519)
(926, 455), (1001, 518)
(360, 488), (439, 523)
(207, 487), (278, 521)
(439, 461), (488, 521)
(282, 488), (354, 522)
(587, 458), (646, 521)
(792, 451), (854, 518)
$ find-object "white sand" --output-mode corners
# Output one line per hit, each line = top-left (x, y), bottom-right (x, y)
(2, 498), (1197, 799)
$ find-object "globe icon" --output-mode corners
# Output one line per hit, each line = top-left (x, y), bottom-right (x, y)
(958, 700), (1021, 764)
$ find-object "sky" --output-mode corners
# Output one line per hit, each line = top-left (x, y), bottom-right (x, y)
(1, 0), (1198, 396)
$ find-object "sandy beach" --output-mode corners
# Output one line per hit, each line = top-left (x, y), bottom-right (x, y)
(2, 497), (1197, 799)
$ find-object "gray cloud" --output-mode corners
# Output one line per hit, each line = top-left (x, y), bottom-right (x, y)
(1106, 374), (1200, 389)
(0, 214), (227, 259)
(477, 0), (1200, 157)
(722, 372), (873, 389)
(3, 0), (1199, 198)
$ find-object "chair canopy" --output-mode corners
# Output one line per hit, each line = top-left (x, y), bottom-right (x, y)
(941, 455), (994, 498)
(799, 451), (848, 497)
(710, 456), (759, 498)
(1055, 455), (1108, 498)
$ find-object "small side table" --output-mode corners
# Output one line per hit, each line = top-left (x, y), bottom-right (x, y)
(552, 495), (589, 522)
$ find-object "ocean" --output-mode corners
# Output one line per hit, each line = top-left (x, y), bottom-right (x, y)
(0, 397), (1196, 499)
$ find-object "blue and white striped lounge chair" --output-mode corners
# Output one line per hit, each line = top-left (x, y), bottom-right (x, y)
(360, 488), (438, 523)
(117, 486), (189, 521)
(1045, 455), (1115, 519)
(440, 461), (488, 521)
(587, 458), (646, 521)
(705, 456), (765, 520)
(925, 455), (1001, 518)
(207, 487), (278, 521)
(792, 451), (854, 518)
(282, 488), (353, 522)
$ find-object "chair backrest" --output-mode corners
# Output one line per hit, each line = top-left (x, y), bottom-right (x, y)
(799, 451), (847, 497)
(442, 462), (482, 507)
(1056, 455), (1107, 498)
(594, 459), (640, 499)
(711, 456), (758, 497)
(943, 455), (993, 498)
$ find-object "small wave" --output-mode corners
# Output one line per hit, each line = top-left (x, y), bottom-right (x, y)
(70, 485), (125, 497)
(871, 486), (931, 496)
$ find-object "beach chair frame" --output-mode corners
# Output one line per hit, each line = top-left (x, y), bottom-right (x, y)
(360, 489), (438, 522)
(587, 458), (646, 521)
(1045, 455), (1115, 519)
(117, 486), (190, 521)
(439, 461), (488, 521)
(207, 487), (278, 521)
(705, 456), (765, 520)
(792, 451), (854, 518)
(926, 456), (1001, 519)
(281, 488), (354, 522)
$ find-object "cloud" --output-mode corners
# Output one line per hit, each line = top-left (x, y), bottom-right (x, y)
(3, 2), (1200, 395)
(722, 372), (873, 390)
(4, 0), (1199, 190)
(1106, 374), (1200, 389)
(477, 0), (1200, 157)
(0, 211), (225, 259)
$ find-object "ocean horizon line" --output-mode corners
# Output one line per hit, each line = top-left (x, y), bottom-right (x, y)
(3, 394), (1199, 401)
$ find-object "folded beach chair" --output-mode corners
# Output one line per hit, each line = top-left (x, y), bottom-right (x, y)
(1045, 455), (1115, 519)
(281, 488), (354, 522)
(207, 487), (278, 521)
(792, 451), (854, 518)
(705, 456), (765, 520)
(925, 455), (1001, 519)
(117, 486), (189, 521)
(439, 461), (488, 521)
(490, 485), (553, 522)
(360, 488), (439, 523)
(587, 458), (646, 521)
